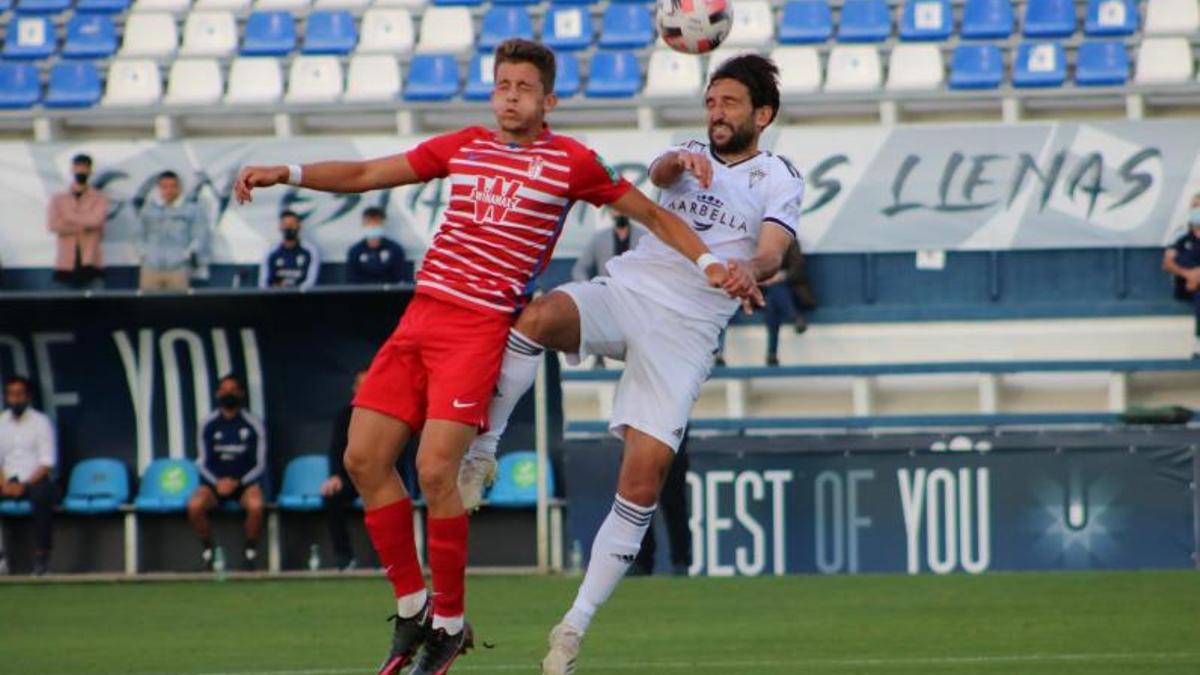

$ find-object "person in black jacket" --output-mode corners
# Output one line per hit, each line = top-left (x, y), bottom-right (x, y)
(345, 207), (408, 285)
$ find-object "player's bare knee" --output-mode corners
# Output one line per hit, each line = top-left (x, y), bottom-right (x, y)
(618, 480), (660, 508)
(343, 442), (382, 485)
(515, 297), (554, 343)
(415, 454), (456, 497)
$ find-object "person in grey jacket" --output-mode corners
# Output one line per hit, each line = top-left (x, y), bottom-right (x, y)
(571, 214), (644, 282)
(138, 170), (209, 291)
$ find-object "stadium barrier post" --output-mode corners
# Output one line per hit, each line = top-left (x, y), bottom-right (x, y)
(123, 510), (138, 576)
(535, 351), (551, 574)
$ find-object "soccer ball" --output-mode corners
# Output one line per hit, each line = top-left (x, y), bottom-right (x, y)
(656, 0), (734, 55)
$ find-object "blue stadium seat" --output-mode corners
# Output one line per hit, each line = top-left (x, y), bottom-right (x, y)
(0, 62), (39, 109)
(62, 14), (117, 59)
(303, 10), (357, 55)
(838, 0), (892, 43)
(242, 11), (296, 57)
(543, 7), (593, 51)
(465, 52), (494, 101)
(485, 451), (555, 507)
(277, 455), (329, 511)
(585, 49), (640, 98)
(4, 16), (56, 60)
(1023, 0), (1077, 38)
(432, 0), (484, 6)
(44, 61), (99, 107)
(961, 0), (1014, 39)
(555, 50), (580, 97)
(0, 0), (10, 11)
(599, 4), (655, 49)
(133, 459), (199, 513)
(549, 0), (592, 4)
(479, 6), (534, 51)
(1085, 0), (1137, 36)
(1076, 40), (1129, 86)
(0, 497), (33, 515)
(404, 54), (460, 101)
(492, 0), (539, 5)
(63, 458), (129, 514)
(1012, 42), (1066, 87)
(779, 1), (833, 44)
(75, 0), (130, 12)
(948, 44), (1004, 89)
(900, 0), (953, 41)
(15, 0), (71, 14)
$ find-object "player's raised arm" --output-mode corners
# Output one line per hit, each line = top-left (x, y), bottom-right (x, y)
(649, 148), (713, 189)
(234, 153), (422, 204)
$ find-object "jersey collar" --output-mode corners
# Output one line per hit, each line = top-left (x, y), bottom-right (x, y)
(493, 124), (553, 148)
(709, 146), (761, 169)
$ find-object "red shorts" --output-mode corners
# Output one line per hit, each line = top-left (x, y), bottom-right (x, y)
(353, 293), (512, 431)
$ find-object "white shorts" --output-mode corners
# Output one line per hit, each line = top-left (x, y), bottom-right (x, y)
(556, 276), (721, 451)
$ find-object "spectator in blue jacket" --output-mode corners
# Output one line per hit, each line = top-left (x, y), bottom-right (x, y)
(345, 207), (408, 285)
(259, 210), (320, 289)
(138, 170), (209, 291)
(1164, 193), (1200, 357)
(187, 374), (268, 571)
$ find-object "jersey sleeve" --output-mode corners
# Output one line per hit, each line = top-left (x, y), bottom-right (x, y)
(567, 146), (633, 207)
(762, 157), (805, 237)
(405, 128), (479, 182)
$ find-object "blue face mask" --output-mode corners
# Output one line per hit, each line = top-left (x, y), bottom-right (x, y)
(363, 226), (385, 240)
(1190, 207), (1200, 228)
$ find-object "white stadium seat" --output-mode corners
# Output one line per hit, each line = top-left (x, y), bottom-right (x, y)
(225, 57), (284, 104)
(372, 0), (426, 11)
(415, 7), (474, 54)
(644, 49), (703, 98)
(773, 46), (822, 94)
(887, 44), (944, 91)
(357, 8), (415, 55)
(194, 0), (250, 11)
(1134, 37), (1195, 84)
(344, 53), (401, 101)
(722, 0), (774, 48)
(131, 0), (192, 14)
(164, 58), (224, 105)
(825, 45), (882, 92)
(1144, 0), (1200, 35)
(180, 11), (238, 57)
(102, 59), (163, 106)
(285, 55), (344, 103)
(253, 0), (310, 11)
(120, 13), (179, 58)
(706, 48), (760, 79)
(314, 0), (370, 9)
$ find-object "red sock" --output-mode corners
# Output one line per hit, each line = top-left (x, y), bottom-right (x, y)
(364, 498), (425, 599)
(427, 514), (469, 619)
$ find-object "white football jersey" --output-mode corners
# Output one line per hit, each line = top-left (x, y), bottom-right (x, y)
(606, 140), (805, 326)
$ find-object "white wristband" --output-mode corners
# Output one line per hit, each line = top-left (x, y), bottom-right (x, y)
(285, 163), (303, 186)
(696, 253), (722, 273)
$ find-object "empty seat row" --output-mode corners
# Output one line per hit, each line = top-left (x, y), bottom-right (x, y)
(0, 0), (434, 13)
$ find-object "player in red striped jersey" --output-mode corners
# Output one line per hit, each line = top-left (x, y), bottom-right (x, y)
(234, 39), (757, 675)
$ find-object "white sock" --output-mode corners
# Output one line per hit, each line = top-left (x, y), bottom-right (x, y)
(563, 495), (655, 634)
(396, 588), (428, 619)
(432, 614), (464, 635)
(468, 328), (544, 459)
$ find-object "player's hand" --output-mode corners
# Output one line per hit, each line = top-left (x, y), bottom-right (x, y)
(722, 260), (764, 308)
(320, 476), (343, 497)
(702, 259), (729, 289)
(216, 478), (238, 498)
(10, 482), (27, 498)
(674, 151), (713, 189)
(234, 165), (289, 204)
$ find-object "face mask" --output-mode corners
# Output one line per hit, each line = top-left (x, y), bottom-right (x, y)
(1190, 208), (1200, 228)
(363, 226), (385, 240)
(282, 228), (300, 242)
(74, 172), (89, 185)
(216, 393), (242, 409)
(9, 402), (27, 417)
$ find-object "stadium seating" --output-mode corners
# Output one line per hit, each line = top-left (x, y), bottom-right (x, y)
(120, 12), (179, 58)
(838, 0), (892, 43)
(1023, 0), (1078, 37)
(824, 45), (882, 91)
(44, 61), (102, 107)
(373, 0), (426, 8)
(356, 9), (415, 55)
(180, 11), (238, 57)
(598, 4), (655, 49)
(1085, 0), (1138, 36)
(404, 53), (460, 100)
(62, 15), (118, 59)
(948, 43), (1005, 89)
(303, 10), (358, 55)
(102, 59), (163, 105)
(241, 11), (296, 56)
(706, 47), (757, 78)
(485, 451), (555, 507)
(133, 0), (192, 13)
(555, 50), (580, 97)
(644, 49), (703, 98)
(465, 52), (495, 100)
(165, 58), (224, 104)
(0, 497), (33, 516)
(723, 0), (775, 48)
(16, 0), (71, 13)
(76, 0), (132, 12)
(1134, 37), (1195, 83)
(225, 56), (284, 103)
(343, 53), (402, 101)
(194, 0), (248, 9)
(133, 459), (198, 512)
(256, 0), (310, 10)
(277, 455), (329, 511)
(479, 6), (534, 51)
(961, 0), (1015, 39)
(63, 458), (129, 514)
(314, 0), (369, 8)
(585, 49), (640, 98)
(1012, 42), (1067, 87)
(286, 55), (344, 102)
(1076, 40), (1129, 85)
(779, 1), (833, 44)
(773, 46), (823, 93)
(1144, 0), (1200, 35)
(4, 16), (56, 60)
(886, 44), (944, 90)
(543, 7), (592, 51)
(900, 0), (954, 41)
(0, 62), (40, 109)
(416, 6), (474, 53)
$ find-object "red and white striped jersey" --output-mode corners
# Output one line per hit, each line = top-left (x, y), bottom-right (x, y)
(406, 126), (632, 315)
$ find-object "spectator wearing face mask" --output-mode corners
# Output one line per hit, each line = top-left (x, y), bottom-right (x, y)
(345, 207), (408, 285)
(46, 153), (109, 289)
(259, 210), (320, 289)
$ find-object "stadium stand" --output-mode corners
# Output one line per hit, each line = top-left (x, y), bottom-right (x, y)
(404, 52), (460, 99)
(585, 48), (640, 97)
(356, 8), (414, 55)
(62, 14), (119, 59)
(543, 6), (591, 51)
(343, 52), (402, 100)
(277, 455), (329, 511)
(779, 0), (834, 43)
(478, 5), (534, 50)
(0, 62), (39, 108)
(62, 458), (129, 515)
(164, 58), (225, 104)
(44, 61), (102, 107)
(948, 43), (1006, 88)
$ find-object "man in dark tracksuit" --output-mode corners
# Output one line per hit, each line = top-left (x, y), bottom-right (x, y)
(345, 207), (408, 285)
(259, 210), (321, 288)
(1163, 193), (1200, 357)
(188, 375), (268, 570)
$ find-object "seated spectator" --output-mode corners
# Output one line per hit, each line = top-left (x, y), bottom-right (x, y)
(138, 170), (209, 292)
(346, 207), (408, 285)
(188, 374), (268, 571)
(1164, 193), (1200, 358)
(259, 210), (320, 289)
(571, 214), (643, 282)
(46, 154), (108, 289)
(0, 376), (57, 576)
(761, 238), (816, 366)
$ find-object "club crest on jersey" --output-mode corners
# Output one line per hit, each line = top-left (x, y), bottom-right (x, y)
(471, 176), (523, 223)
(526, 155), (545, 181)
(749, 167), (767, 189)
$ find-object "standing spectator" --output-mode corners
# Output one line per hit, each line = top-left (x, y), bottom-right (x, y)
(323, 370), (367, 571)
(188, 374), (268, 571)
(571, 214), (644, 282)
(1163, 193), (1200, 357)
(761, 238), (816, 366)
(259, 210), (320, 288)
(138, 170), (209, 292)
(46, 154), (108, 288)
(632, 431), (691, 577)
(0, 376), (57, 576)
(346, 207), (408, 285)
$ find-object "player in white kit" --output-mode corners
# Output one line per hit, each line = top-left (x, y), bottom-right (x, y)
(459, 54), (803, 674)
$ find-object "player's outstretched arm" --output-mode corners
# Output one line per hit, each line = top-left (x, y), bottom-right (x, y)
(234, 154), (422, 204)
(649, 150), (712, 189)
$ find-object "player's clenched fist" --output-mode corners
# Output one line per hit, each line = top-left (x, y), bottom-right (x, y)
(723, 260), (764, 308)
(234, 165), (289, 204)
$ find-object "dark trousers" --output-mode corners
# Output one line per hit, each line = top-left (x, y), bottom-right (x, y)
(325, 487), (358, 562)
(763, 284), (799, 359)
(2, 479), (56, 553)
(635, 443), (691, 574)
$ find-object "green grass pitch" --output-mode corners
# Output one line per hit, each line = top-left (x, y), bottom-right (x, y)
(3, 571), (1198, 674)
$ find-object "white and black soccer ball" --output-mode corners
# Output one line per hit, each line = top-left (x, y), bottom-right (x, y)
(656, 0), (734, 55)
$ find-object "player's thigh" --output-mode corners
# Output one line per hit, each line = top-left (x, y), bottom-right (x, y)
(514, 290), (582, 353)
(345, 406), (415, 472)
(239, 483), (265, 512)
(424, 305), (511, 428)
(189, 484), (218, 510)
(616, 427), (677, 507)
(353, 325), (428, 433)
(553, 278), (630, 362)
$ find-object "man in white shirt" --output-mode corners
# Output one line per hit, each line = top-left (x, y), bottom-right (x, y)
(0, 376), (58, 576)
